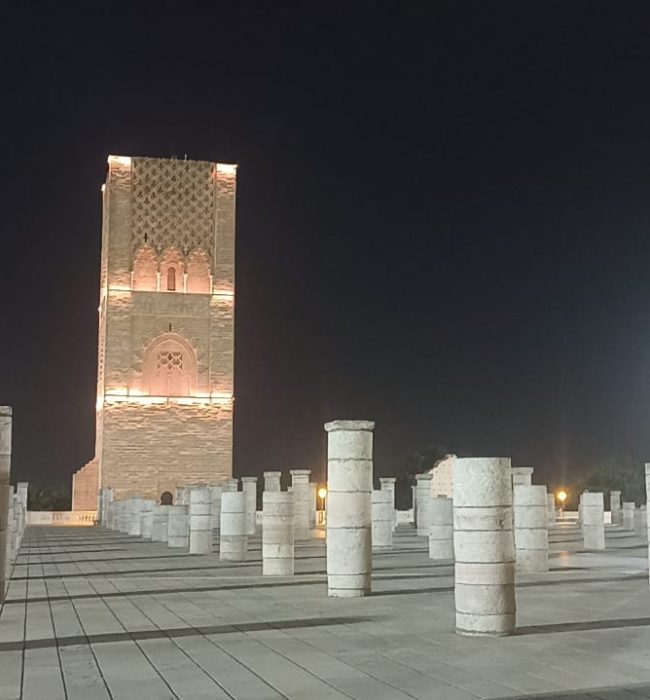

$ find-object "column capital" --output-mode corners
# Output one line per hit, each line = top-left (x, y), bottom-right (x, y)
(324, 420), (374, 432)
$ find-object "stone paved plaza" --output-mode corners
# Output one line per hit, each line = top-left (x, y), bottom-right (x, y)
(1, 521), (649, 700)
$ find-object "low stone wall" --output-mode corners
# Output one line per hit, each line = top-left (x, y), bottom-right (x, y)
(26, 511), (97, 527)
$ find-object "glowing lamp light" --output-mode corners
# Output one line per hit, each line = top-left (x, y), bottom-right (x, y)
(557, 490), (567, 504)
(317, 487), (327, 500)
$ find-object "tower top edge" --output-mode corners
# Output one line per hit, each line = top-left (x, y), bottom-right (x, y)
(107, 154), (238, 169)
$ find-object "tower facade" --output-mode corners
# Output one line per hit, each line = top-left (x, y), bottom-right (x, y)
(92, 155), (236, 502)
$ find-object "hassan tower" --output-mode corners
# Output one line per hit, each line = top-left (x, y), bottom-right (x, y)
(72, 155), (236, 507)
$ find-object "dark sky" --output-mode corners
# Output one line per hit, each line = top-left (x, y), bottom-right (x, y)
(3, 1), (650, 490)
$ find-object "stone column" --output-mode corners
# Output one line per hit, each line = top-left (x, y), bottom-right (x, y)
(188, 486), (213, 554)
(578, 492), (583, 525)
(371, 489), (393, 550)
(309, 482), (318, 529)
(1, 487), (11, 593)
(511, 467), (533, 487)
(0, 407), (12, 603)
(379, 477), (397, 531)
(262, 492), (294, 575)
(582, 492), (605, 550)
(429, 495), (453, 560)
(127, 497), (146, 536)
(119, 501), (130, 532)
(221, 478), (239, 493)
(513, 485), (548, 573)
(290, 470), (312, 541)
(5, 496), (13, 574)
(121, 501), (131, 532)
(97, 488), (105, 525)
(453, 457), (516, 637)
(140, 500), (155, 539)
(415, 473), (432, 536)
(167, 505), (190, 548)
(263, 471), (281, 492)
(241, 477), (258, 536)
(622, 502), (635, 531)
(325, 420), (374, 597)
(100, 488), (114, 527)
(635, 505), (647, 540)
(210, 485), (222, 530)
(610, 490), (622, 526)
(646, 465), (650, 579)
(411, 484), (417, 524)
(220, 492), (247, 561)
(106, 500), (115, 530)
(546, 493), (556, 528)
(151, 504), (171, 542)
(11, 494), (22, 561)
(16, 482), (28, 510)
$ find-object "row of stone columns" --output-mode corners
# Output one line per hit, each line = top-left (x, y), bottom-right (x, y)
(0, 407), (12, 603)
(412, 466), (555, 573)
(100, 469), (320, 572)
(575, 489), (642, 551)
(0, 408), (28, 604)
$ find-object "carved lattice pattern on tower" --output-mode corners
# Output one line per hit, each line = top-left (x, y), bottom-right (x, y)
(157, 351), (183, 373)
(131, 158), (216, 256)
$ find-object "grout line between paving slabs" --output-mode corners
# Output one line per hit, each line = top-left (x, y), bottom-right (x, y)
(118, 579), (290, 699)
(150, 586), (355, 700)
(54, 547), (114, 700)
(202, 585), (487, 700)
(201, 532), (641, 698)
(42, 537), (70, 700)
(199, 589), (428, 700)
(95, 581), (235, 699)
(92, 574), (237, 700)
(78, 573), (182, 700)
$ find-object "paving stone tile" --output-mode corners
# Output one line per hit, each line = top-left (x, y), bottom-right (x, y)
(3, 522), (650, 699)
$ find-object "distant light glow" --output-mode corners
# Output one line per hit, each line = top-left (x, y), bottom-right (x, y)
(557, 490), (567, 503)
(317, 487), (327, 500)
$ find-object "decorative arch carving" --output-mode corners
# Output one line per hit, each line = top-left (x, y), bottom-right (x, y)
(141, 333), (197, 396)
(186, 249), (211, 294)
(132, 245), (158, 291)
(160, 248), (184, 292)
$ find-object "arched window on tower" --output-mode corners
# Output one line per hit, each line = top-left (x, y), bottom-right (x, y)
(141, 333), (198, 397)
(167, 267), (176, 291)
(160, 248), (184, 293)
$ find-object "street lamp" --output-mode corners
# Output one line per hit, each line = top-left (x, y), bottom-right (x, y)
(317, 487), (327, 526)
(557, 490), (567, 504)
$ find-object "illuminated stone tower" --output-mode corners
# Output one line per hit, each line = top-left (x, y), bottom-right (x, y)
(84, 155), (236, 503)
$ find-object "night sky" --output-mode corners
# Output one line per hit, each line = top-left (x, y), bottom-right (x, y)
(3, 2), (650, 490)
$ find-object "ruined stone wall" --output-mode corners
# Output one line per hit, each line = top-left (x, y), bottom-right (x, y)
(72, 459), (99, 511)
(429, 455), (455, 497)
